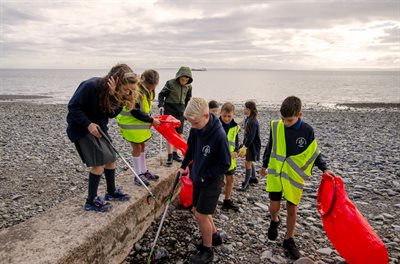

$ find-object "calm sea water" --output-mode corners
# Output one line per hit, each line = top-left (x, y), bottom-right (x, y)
(0, 69), (398, 106)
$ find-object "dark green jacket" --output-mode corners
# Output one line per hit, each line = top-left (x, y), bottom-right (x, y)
(158, 66), (193, 114)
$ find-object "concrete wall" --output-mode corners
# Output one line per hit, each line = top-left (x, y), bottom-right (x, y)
(0, 158), (181, 264)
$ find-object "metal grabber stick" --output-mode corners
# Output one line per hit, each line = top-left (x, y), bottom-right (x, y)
(159, 108), (164, 166)
(148, 171), (181, 263)
(97, 127), (160, 206)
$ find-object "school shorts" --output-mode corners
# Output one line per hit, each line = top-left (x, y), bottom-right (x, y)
(225, 169), (235, 176)
(75, 132), (116, 167)
(192, 177), (223, 214)
(269, 192), (296, 205)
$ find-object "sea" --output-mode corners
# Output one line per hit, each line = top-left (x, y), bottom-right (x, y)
(0, 69), (399, 107)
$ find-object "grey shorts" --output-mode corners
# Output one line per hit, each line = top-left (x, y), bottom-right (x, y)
(192, 177), (223, 214)
(75, 133), (116, 167)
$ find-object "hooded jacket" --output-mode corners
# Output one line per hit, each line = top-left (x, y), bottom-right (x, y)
(158, 66), (193, 114)
(181, 114), (231, 186)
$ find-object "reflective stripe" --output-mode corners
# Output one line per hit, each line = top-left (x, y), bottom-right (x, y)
(118, 124), (150, 129)
(286, 158), (309, 181)
(118, 111), (132, 116)
(270, 152), (286, 162)
(301, 147), (320, 170)
(272, 120), (279, 154)
(268, 168), (278, 175)
(280, 171), (304, 189)
(229, 142), (236, 147)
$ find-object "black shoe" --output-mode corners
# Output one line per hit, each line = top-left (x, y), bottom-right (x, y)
(166, 154), (173, 167)
(190, 248), (213, 264)
(283, 237), (301, 260)
(195, 232), (223, 251)
(221, 199), (239, 212)
(238, 182), (249, 192)
(249, 177), (258, 184)
(267, 217), (280, 240)
(172, 152), (182, 162)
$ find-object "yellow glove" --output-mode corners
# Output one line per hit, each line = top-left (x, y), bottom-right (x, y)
(238, 146), (247, 158)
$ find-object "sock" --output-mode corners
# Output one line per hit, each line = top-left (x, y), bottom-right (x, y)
(251, 164), (257, 179)
(243, 169), (251, 187)
(87, 172), (101, 203)
(132, 156), (141, 175)
(104, 168), (116, 195)
(167, 153), (173, 161)
(140, 152), (147, 174)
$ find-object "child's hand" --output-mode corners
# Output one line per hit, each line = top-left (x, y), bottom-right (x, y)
(238, 146), (247, 158)
(323, 169), (335, 177)
(152, 118), (161, 127)
(88, 123), (101, 138)
(260, 167), (268, 176)
(231, 152), (237, 159)
(107, 76), (118, 95)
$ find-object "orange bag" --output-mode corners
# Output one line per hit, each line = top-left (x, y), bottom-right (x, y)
(317, 174), (388, 264)
(152, 115), (187, 156)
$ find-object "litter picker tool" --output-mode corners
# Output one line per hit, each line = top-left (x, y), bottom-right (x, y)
(97, 127), (160, 206)
(158, 108), (164, 166)
(148, 171), (181, 263)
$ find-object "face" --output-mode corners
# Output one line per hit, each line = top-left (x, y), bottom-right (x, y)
(220, 111), (234, 124)
(179, 76), (190, 86)
(209, 108), (219, 116)
(243, 107), (250, 116)
(282, 112), (302, 127)
(142, 82), (157, 92)
(188, 112), (209, 129)
(120, 83), (136, 95)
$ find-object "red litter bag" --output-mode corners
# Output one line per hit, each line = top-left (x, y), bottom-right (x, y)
(152, 115), (187, 156)
(179, 174), (193, 208)
(317, 174), (388, 264)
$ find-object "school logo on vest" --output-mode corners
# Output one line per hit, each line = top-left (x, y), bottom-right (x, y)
(202, 145), (211, 157)
(296, 137), (307, 148)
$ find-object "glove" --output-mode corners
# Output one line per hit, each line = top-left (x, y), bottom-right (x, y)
(238, 146), (247, 158)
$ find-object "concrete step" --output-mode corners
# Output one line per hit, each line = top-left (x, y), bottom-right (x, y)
(0, 158), (181, 264)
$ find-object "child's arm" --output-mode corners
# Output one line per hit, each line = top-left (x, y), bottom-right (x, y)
(243, 119), (258, 147)
(260, 126), (273, 176)
(180, 131), (194, 170)
(157, 81), (172, 108)
(205, 137), (231, 180)
(129, 101), (154, 123)
(185, 85), (192, 107)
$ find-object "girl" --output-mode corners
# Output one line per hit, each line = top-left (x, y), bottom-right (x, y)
(117, 70), (161, 186)
(67, 63), (138, 212)
(238, 100), (261, 191)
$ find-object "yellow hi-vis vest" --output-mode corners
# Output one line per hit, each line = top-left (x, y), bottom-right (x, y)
(116, 86), (154, 144)
(227, 125), (240, 171)
(266, 120), (320, 205)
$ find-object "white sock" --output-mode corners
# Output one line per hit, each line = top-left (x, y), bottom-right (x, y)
(131, 156), (141, 175)
(140, 152), (148, 174)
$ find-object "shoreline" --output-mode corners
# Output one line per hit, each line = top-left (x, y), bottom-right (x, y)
(0, 101), (399, 263)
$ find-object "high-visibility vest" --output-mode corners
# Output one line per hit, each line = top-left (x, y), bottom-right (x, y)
(226, 125), (240, 171)
(266, 120), (320, 205)
(116, 86), (154, 143)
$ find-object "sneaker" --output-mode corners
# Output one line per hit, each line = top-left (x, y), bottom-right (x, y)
(166, 154), (173, 167)
(105, 187), (130, 201)
(249, 177), (259, 184)
(143, 170), (159, 181)
(195, 232), (223, 251)
(267, 217), (280, 240)
(283, 237), (301, 260)
(221, 199), (239, 212)
(190, 248), (213, 264)
(84, 196), (112, 212)
(134, 174), (150, 186)
(172, 152), (183, 162)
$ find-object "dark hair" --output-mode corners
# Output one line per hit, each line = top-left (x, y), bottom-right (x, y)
(100, 63), (138, 113)
(141, 69), (159, 86)
(244, 100), (257, 135)
(280, 96), (302, 117)
(208, 100), (219, 109)
(221, 102), (235, 113)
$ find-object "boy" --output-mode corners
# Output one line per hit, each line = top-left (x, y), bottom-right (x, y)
(180, 97), (231, 264)
(219, 102), (240, 211)
(260, 96), (334, 260)
(208, 100), (219, 116)
(158, 66), (193, 166)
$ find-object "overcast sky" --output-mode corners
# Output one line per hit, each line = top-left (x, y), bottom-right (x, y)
(1, 0), (399, 70)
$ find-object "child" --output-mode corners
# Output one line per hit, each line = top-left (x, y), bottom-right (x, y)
(238, 100), (261, 191)
(66, 63), (138, 212)
(179, 97), (231, 264)
(158, 66), (193, 166)
(219, 102), (240, 211)
(208, 100), (219, 116)
(260, 96), (334, 260)
(116, 69), (161, 187)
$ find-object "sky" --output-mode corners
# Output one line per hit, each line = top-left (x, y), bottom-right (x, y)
(1, 0), (399, 70)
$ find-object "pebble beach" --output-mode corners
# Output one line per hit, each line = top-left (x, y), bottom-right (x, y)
(0, 97), (399, 263)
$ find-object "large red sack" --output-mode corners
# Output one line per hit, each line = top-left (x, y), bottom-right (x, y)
(152, 115), (187, 156)
(317, 174), (388, 264)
